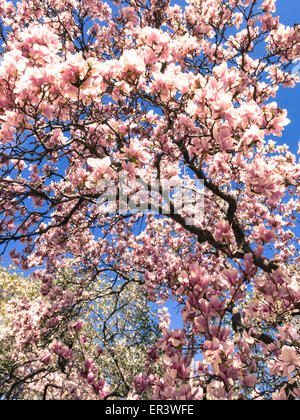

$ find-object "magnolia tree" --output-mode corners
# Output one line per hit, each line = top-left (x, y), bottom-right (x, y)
(0, 0), (299, 400)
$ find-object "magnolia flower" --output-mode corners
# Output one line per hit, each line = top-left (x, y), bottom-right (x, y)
(243, 374), (257, 387)
(288, 279), (300, 300)
(207, 380), (227, 400)
(126, 139), (151, 165)
(281, 346), (299, 365)
(87, 157), (111, 179)
(40, 352), (52, 364)
(272, 389), (288, 400)
(214, 220), (231, 242)
(72, 319), (85, 332)
(119, 50), (146, 76)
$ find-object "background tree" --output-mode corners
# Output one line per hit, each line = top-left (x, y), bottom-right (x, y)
(0, 263), (160, 400)
(0, 266), (40, 399)
(0, 0), (299, 400)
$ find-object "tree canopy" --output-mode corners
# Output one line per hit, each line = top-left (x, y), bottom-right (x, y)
(0, 0), (299, 400)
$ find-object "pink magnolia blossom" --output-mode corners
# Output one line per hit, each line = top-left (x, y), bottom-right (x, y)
(87, 157), (112, 179)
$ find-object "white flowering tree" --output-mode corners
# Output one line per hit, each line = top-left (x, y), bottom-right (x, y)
(0, 264), (160, 400)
